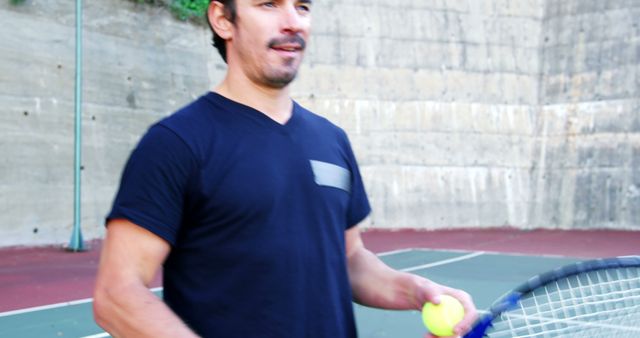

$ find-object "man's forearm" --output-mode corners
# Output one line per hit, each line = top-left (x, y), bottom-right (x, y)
(94, 283), (198, 338)
(347, 245), (424, 310)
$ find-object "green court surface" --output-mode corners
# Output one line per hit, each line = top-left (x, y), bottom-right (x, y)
(0, 250), (581, 338)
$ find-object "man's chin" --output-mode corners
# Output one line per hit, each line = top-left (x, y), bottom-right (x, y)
(263, 71), (298, 89)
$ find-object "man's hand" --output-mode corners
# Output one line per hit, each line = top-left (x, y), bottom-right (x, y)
(408, 276), (477, 338)
(345, 225), (477, 337)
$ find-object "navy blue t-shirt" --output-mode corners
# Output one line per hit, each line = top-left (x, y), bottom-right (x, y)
(108, 92), (371, 338)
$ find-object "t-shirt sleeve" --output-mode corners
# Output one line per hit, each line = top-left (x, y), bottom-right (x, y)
(106, 124), (197, 246)
(341, 131), (371, 228)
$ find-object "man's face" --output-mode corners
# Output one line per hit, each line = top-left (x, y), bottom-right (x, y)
(228, 0), (312, 89)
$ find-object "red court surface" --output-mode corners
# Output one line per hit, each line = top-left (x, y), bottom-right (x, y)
(0, 228), (638, 312)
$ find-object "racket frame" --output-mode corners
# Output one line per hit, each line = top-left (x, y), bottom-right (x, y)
(463, 255), (640, 338)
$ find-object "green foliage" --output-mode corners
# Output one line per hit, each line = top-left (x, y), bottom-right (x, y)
(8, 0), (209, 24)
(170, 0), (209, 21)
(130, 0), (209, 24)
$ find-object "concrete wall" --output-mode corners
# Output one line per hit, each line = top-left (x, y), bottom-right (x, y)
(0, 0), (216, 246)
(530, 0), (640, 229)
(0, 0), (638, 246)
(294, 0), (545, 229)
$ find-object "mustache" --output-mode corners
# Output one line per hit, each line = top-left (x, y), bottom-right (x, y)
(268, 35), (306, 50)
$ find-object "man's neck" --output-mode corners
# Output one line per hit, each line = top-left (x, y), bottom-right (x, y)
(214, 72), (293, 125)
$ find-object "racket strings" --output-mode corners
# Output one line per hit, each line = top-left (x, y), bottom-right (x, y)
(487, 267), (640, 337)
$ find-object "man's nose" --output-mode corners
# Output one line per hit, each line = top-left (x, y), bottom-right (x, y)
(280, 4), (304, 33)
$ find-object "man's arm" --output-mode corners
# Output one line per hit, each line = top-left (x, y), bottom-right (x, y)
(93, 219), (199, 338)
(345, 225), (477, 337)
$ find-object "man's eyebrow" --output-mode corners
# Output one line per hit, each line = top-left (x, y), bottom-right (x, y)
(299, 0), (312, 4)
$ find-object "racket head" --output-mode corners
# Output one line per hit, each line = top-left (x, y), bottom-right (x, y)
(464, 256), (640, 338)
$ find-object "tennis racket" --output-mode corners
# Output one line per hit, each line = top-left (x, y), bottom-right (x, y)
(464, 255), (640, 337)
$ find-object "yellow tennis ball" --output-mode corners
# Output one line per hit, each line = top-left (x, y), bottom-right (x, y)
(422, 295), (465, 337)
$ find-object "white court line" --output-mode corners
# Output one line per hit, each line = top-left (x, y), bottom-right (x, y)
(10, 251), (483, 338)
(81, 333), (110, 338)
(412, 247), (575, 259)
(0, 287), (163, 318)
(400, 251), (485, 272)
(377, 248), (415, 257)
(2, 250), (482, 318)
(0, 298), (94, 318)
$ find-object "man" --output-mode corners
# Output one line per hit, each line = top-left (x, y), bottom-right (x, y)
(93, 1), (477, 337)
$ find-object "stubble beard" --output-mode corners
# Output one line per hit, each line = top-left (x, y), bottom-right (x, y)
(262, 58), (300, 89)
(259, 34), (306, 89)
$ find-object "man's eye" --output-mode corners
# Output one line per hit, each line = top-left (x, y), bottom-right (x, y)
(296, 4), (311, 12)
(261, 1), (276, 8)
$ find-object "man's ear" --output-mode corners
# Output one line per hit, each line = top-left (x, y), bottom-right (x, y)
(208, 1), (233, 40)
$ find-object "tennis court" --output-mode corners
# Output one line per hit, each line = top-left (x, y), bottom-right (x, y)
(1, 228), (637, 338)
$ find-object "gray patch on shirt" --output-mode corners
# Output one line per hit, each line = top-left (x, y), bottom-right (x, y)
(309, 160), (351, 193)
